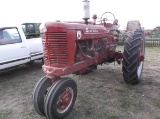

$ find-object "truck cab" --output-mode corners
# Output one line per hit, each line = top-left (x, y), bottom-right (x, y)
(120, 20), (142, 44)
(126, 20), (141, 32)
(0, 24), (43, 70)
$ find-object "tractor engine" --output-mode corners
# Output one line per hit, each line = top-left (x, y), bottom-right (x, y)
(41, 21), (120, 77)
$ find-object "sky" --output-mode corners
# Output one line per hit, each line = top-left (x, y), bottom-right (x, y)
(0, 0), (159, 29)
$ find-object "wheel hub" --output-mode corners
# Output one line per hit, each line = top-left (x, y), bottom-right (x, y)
(138, 48), (144, 66)
(57, 88), (73, 113)
(137, 48), (144, 78)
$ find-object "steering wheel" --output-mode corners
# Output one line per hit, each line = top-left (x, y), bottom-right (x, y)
(100, 12), (115, 27)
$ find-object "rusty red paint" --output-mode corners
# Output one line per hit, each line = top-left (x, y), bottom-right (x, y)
(57, 90), (72, 111)
(114, 51), (123, 59)
(41, 20), (122, 78)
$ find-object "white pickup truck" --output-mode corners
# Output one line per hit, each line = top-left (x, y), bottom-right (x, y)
(0, 24), (43, 70)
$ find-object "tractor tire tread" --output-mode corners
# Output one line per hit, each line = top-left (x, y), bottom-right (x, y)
(122, 29), (144, 84)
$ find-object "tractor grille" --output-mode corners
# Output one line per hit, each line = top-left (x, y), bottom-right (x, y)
(43, 32), (68, 67)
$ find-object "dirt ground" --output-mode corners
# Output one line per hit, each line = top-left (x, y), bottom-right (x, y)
(0, 46), (160, 119)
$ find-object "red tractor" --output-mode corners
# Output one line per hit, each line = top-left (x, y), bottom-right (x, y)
(32, 1), (145, 119)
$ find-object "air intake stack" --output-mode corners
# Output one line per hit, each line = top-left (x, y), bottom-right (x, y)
(82, 0), (90, 24)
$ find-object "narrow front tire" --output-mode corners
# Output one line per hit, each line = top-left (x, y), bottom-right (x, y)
(45, 77), (77, 119)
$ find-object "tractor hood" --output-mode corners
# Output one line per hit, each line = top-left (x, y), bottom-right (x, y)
(43, 21), (111, 40)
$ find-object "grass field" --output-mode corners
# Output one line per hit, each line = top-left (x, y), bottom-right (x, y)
(0, 46), (160, 119)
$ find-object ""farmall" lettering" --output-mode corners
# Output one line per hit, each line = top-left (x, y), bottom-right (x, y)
(86, 28), (98, 33)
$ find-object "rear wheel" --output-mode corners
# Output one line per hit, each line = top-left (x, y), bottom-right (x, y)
(32, 76), (52, 116)
(122, 29), (145, 84)
(45, 77), (77, 119)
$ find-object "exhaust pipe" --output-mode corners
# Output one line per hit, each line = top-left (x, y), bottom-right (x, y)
(82, 0), (90, 24)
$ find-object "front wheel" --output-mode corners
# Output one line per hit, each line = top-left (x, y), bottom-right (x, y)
(45, 77), (77, 119)
(122, 29), (145, 84)
(32, 76), (52, 116)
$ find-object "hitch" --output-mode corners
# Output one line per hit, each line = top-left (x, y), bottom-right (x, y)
(114, 51), (123, 64)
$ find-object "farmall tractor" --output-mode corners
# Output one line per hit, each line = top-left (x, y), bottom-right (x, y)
(32, 1), (145, 119)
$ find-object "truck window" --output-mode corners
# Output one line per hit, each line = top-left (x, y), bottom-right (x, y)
(0, 28), (22, 45)
(22, 24), (35, 33)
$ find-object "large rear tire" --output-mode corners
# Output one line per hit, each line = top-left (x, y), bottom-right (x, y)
(122, 29), (145, 84)
(45, 77), (77, 119)
(32, 76), (52, 116)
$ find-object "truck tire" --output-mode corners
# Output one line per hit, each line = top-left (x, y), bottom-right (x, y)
(45, 77), (77, 119)
(42, 58), (44, 64)
(32, 76), (52, 116)
(26, 60), (34, 65)
(122, 29), (145, 84)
